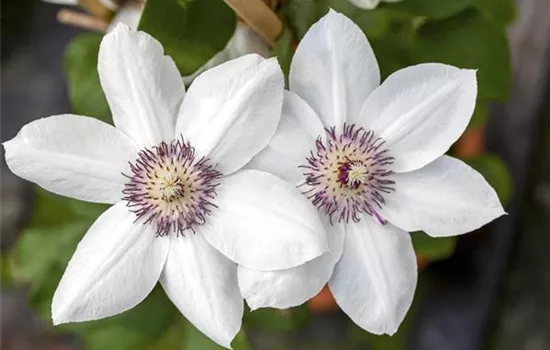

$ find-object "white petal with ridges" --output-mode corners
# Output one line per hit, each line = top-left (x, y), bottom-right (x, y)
(329, 218), (417, 335)
(358, 63), (477, 173)
(52, 202), (169, 324)
(160, 233), (243, 349)
(99, 24), (185, 148)
(238, 218), (344, 310)
(176, 55), (284, 175)
(3, 115), (138, 204)
(246, 91), (324, 186)
(203, 170), (328, 271)
(290, 10), (380, 128)
(381, 156), (505, 237)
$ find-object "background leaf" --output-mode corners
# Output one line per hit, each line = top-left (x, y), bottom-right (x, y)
(138, 0), (236, 75)
(414, 10), (511, 101)
(386, 0), (474, 19)
(244, 305), (310, 332)
(64, 33), (111, 123)
(466, 154), (512, 204)
(475, 0), (516, 26)
(411, 232), (457, 261)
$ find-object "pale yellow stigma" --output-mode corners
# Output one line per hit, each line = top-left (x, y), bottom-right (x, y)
(158, 173), (185, 202)
(347, 163), (369, 187)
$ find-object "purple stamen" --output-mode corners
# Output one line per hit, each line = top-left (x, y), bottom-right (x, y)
(122, 135), (222, 236)
(300, 123), (395, 225)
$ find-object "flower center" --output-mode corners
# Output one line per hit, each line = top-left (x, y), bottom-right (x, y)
(122, 137), (221, 236)
(301, 124), (395, 224)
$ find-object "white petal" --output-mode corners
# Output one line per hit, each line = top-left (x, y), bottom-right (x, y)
(3, 115), (138, 204)
(107, 4), (142, 31)
(358, 63), (477, 172)
(176, 55), (284, 175)
(289, 9), (380, 128)
(160, 233), (243, 349)
(203, 170), (328, 271)
(238, 217), (344, 310)
(381, 155), (505, 237)
(99, 24), (185, 148)
(349, 0), (381, 10)
(329, 219), (417, 335)
(52, 202), (169, 324)
(245, 91), (324, 186)
(226, 24), (271, 59)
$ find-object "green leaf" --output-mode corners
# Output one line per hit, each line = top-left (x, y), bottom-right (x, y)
(79, 286), (177, 350)
(182, 320), (225, 350)
(272, 28), (293, 81)
(466, 154), (512, 204)
(64, 33), (112, 123)
(282, 0), (319, 40)
(244, 305), (310, 332)
(387, 0), (474, 19)
(475, 0), (516, 26)
(14, 222), (90, 322)
(414, 10), (511, 101)
(316, 1), (390, 39)
(411, 232), (457, 261)
(370, 33), (414, 79)
(232, 329), (251, 350)
(468, 103), (488, 129)
(138, 0), (236, 75)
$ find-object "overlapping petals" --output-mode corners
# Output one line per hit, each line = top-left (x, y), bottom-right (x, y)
(246, 91), (324, 186)
(238, 217), (344, 310)
(202, 170), (328, 271)
(176, 55), (284, 175)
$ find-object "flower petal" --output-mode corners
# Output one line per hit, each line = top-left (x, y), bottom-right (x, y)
(245, 91), (324, 186)
(203, 169), (328, 271)
(349, 0), (381, 10)
(290, 9), (380, 128)
(357, 63), (477, 172)
(329, 218), (417, 335)
(176, 55), (284, 175)
(380, 155), (505, 237)
(99, 23), (185, 148)
(238, 217), (344, 310)
(3, 115), (138, 204)
(160, 233), (243, 349)
(52, 202), (169, 324)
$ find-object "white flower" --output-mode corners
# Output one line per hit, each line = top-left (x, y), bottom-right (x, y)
(239, 10), (505, 335)
(3, 24), (328, 348)
(349, 0), (404, 10)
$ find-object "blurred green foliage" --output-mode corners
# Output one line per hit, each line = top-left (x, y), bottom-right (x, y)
(4, 0), (516, 349)
(64, 33), (111, 123)
(138, 0), (236, 75)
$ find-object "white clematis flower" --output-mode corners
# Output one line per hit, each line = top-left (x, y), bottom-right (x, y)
(3, 24), (328, 348)
(239, 10), (505, 335)
(349, 0), (404, 10)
